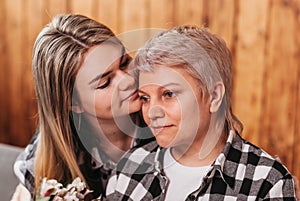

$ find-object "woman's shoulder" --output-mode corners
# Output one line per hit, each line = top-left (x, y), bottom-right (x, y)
(106, 140), (166, 201)
(13, 131), (39, 197)
(231, 133), (294, 185)
(116, 140), (160, 175)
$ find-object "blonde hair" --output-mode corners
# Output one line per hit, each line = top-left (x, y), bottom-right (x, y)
(134, 25), (243, 135)
(33, 14), (120, 190)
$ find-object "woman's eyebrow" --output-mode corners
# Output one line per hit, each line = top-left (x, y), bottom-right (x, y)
(137, 89), (148, 95)
(89, 46), (125, 85)
(162, 83), (181, 87)
(88, 70), (112, 85)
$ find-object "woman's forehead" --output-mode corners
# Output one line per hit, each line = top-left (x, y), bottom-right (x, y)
(85, 43), (122, 65)
(81, 44), (122, 72)
(139, 65), (195, 89)
(73, 44), (123, 89)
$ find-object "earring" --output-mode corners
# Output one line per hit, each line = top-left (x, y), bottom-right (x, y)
(77, 113), (81, 132)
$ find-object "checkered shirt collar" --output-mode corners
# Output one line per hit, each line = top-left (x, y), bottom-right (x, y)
(150, 130), (240, 188)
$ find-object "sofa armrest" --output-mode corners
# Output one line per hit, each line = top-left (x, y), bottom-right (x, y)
(0, 143), (23, 201)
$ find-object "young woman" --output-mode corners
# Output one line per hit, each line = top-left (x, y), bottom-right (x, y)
(12, 14), (152, 200)
(106, 26), (297, 200)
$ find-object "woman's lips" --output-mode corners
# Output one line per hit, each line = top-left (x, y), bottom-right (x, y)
(151, 125), (174, 134)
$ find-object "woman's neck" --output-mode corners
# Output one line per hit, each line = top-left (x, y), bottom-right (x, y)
(98, 123), (133, 163)
(81, 114), (136, 163)
(171, 130), (226, 167)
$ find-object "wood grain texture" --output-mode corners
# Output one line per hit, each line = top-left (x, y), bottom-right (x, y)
(0, 0), (299, 179)
(205, 0), (235, 48)
(0, 0), (8, 143)
(174, 0), (204, 26)
(98, 0), (119, 33)
(44, 0), (68, 20)
(261, 0), (298, 171)
(69, 0), (96, 19)
(233, 0), (269, 145)
(5, 0), (27, 145)
(294, 0), (300, 180)
(149, 0), (175, 28)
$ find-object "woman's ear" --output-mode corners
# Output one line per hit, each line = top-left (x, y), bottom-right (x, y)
(209, 82), (225, 113)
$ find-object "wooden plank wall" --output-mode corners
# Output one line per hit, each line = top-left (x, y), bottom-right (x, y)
(0, 0), (299, 178)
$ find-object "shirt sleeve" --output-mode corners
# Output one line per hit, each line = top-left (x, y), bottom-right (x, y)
(264, 174), (297, 200)
(13, 131), (39, 198)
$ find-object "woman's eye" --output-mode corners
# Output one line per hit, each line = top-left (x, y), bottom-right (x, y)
(163, 91), (175, 98)
(96, 78), (111, 89)
(139, 95), (150, 103)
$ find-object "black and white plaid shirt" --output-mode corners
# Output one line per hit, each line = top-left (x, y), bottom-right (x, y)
(106, 131), (297, 201)
(13, 132), (116, 200)
(13, 128), (154, 200)
(14, 133), (37, 198)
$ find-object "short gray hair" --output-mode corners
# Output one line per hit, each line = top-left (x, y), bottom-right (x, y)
(134, 25), (243, 135)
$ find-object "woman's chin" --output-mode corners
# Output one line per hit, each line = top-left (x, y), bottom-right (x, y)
(156, 140), (173, 148)
(155, 135), (175, 148)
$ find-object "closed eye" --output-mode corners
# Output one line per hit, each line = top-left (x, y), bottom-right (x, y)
(96, 77), (111, 89)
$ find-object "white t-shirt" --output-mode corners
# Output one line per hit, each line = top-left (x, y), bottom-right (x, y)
(163, 148), (210, 201)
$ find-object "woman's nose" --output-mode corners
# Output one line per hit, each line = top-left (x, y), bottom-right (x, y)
(148, 105), (165, 121)
(118, 70), (136, 91)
